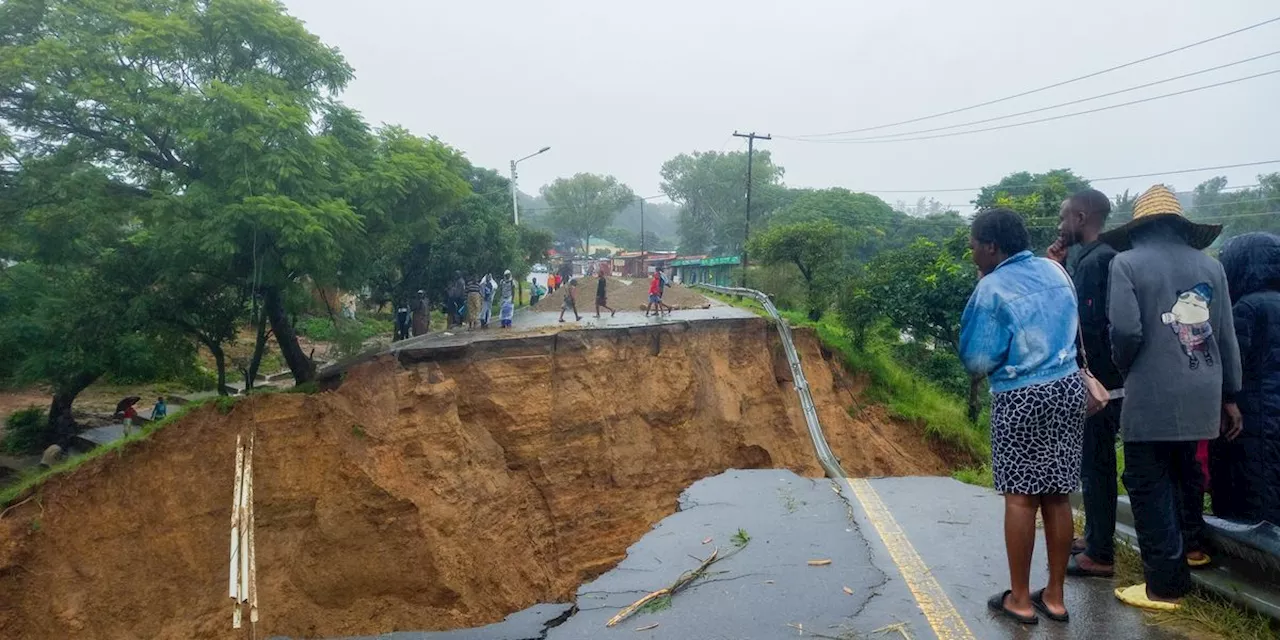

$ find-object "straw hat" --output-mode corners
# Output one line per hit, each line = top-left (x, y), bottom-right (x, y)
(1099, 184), (1221, 252)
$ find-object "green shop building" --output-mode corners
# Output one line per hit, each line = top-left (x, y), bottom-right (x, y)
(671, 255), (740, 287)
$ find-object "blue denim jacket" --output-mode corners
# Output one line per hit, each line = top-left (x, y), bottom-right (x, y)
(959, 250), (1079, 393)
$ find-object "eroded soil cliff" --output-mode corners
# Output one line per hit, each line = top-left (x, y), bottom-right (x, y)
(0, 319), (954, 639)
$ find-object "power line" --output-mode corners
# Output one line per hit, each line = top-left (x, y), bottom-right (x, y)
(788, 15), (1280, 139)
(780, 69), (1280, 145)
(783, 51), (1280, 143)
(892, 193), (1280, 213)
(856, 160), (1280, 194)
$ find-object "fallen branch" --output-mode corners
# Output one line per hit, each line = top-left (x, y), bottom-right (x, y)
(606, 547), (723, 627)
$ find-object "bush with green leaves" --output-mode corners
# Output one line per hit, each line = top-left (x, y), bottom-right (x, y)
(2, 407), (48, 455)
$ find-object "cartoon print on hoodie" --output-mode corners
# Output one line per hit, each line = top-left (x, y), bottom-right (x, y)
(1161, 282), (1215, 369)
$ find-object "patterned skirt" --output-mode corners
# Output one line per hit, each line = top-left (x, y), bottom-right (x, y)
(990, 373), (1087, 495)
(466, 292), (482, 324)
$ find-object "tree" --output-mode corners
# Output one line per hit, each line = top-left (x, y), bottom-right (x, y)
(1189, 173), (1280, 242)
(747, 220), (852, 319)
(0, 0), (360, 385)
(0, 150), (198, 440)
(841, 230), (982, 418)
(541, 173), (635, 255)
(974, 169), (1091, 249)
(660, 150), (786, 254)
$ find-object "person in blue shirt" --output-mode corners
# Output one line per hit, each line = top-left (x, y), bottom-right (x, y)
(960, 208), (1086, 625)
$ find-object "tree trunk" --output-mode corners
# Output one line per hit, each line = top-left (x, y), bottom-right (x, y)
(263, 285), (314, 384)
(967, 376), (983, 424)
(210, 341), (228, 397)
(47, 371), (100, 446)
(245, 304), (270, 392)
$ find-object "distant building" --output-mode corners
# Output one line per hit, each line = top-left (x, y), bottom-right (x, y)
(613, 251), (677, 277)
(671, 255), (741, 287)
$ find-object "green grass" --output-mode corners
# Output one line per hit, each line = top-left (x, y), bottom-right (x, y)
(0, 398), (213, 507)
(1113, 537), (1278, 639)
(952, 463), (993, 488)
(732, 528), (751, 548)
(638, 594), (672, 614)
(705, 291), (989, 463)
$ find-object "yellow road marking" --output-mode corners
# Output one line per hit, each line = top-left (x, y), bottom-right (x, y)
(847, 478), (976, 640)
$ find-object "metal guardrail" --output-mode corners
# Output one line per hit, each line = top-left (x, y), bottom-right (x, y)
(695, 284), (847, 481)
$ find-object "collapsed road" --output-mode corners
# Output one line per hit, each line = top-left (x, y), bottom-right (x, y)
(0, 291), (1188, 639)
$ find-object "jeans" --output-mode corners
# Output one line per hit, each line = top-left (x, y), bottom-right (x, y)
(1122, 440), (1204, 598)
(1081, 401), (1121, 563)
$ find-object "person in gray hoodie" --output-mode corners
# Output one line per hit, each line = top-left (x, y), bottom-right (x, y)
(1102, 184), (1242, 611)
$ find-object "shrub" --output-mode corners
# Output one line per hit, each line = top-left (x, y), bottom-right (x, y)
(2, 406), (48, 455)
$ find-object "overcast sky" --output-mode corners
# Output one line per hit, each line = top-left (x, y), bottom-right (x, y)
(283, 1), (1279, 211)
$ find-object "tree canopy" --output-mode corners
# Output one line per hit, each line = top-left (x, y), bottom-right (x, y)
(540, 173), (635, 255)
(973, 169), (1090, 249)
(0, 0), (537, 447)
(660, 150), (787, 254)
(746, 219), (852, 318)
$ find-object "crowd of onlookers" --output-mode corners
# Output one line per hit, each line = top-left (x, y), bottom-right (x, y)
(958, 184), (1279, 624)
(391, 262), (682, 338)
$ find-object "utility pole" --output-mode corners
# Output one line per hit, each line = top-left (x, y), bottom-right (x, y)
(508, 146), (550, 306)
(640, 198), (646, 256)
(509, 160), (520, 226)
(733, 131), (771, 288)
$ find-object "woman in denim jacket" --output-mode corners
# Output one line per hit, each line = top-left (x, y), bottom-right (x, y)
(960, 208), (1086, 625)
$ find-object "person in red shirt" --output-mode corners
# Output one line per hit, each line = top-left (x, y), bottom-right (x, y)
(646, 270), (673, 317)
(123, 403), (139, 436)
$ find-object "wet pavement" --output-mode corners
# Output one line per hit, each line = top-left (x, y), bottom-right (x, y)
(863, 477), (1178, 640)
(313, 472), (1182, 640)
(317, 297), (761, 377)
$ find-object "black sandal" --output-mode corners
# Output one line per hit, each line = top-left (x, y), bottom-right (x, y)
(1031, 589), (1070, 622)
(988, 590), (1038, 625)
(1067, 553), (1115, 578)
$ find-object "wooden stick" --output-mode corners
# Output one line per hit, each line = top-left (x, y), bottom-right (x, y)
(606, 548), (721, 627)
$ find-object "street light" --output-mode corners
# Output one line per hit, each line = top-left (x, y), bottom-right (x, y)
(510, 146), (551, 226)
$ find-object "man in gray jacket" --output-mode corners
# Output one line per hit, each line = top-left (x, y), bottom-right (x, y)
(1104, 185), (1243, 611)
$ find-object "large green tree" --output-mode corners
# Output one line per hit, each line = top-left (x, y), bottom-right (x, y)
(541, 173), (635, 255)
(746, 219), (852, 319)
(660, 150), (787, 254)
(0, 0), (359, 385)
(0, 155), (190, 441)
(974, 169), (1091, 248)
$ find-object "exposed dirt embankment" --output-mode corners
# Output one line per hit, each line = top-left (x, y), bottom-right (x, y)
(0, 318), (956, 639)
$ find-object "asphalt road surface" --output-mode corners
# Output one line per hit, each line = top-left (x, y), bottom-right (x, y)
(315, 472), (1180, 640)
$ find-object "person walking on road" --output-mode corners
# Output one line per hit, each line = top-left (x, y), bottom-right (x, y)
(595, 275), (616, 319)
(1048, 189), (1126, 579)
(559, 278), (581, 323)
(1103, 185), (1241, 612)
(960, 208), (1085, 625)
(1211, 232), (1280, 526)
(530, 277), (544, 306)
(499, 270), (516, 329)
(646, 269), (673, 316)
